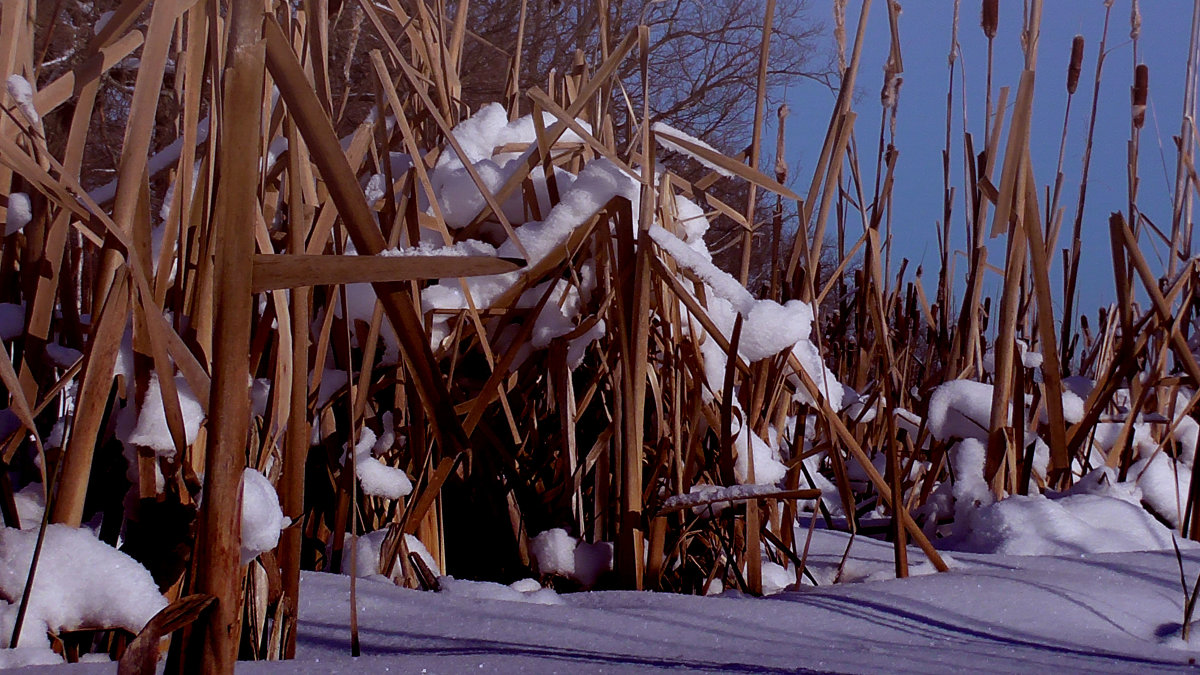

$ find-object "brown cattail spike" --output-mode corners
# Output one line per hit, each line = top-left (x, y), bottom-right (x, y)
(981, 0), (998, 39)
(774, 104), (790, 184)
(1068, 35), (1084, 95)
(1133, 63), (1148, 129)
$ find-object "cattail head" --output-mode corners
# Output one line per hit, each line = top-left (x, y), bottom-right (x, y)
(1132, 64), (1148, 129)
(834, 0), (848, 73)
(1067, 35), (1085, 95)
(981, 0), (998, 39)
(1131, 0), (1142, 41)
(774, 104), (790, 183)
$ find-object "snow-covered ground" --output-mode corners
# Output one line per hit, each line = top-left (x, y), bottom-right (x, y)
(269, 533), (1200, 673)
(12, 529), (1200, 673)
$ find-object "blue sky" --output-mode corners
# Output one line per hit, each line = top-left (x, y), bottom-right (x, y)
(782, 1), (1195, 315)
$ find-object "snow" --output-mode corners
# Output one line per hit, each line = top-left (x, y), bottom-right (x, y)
(5, 192), (31, 236)
(1130, 452), (1191, 528)
(241, 468), (286, 565)
(928, 379), (1001, 441)
(351, 528), (439, 581)
(437, 576), (563, 606)
(673, 194), (710, 245)
(664, 483), (794, 517)
(352, 428), (413, 500)
(572, 541), (614, 588)
(125, 373), (204, 458)
(44, 343), (82, 369)
(0, 525), (165, 651)
(379, 239), (496, 258)
(953, 492), (1181, 556)
(652, 122), (734, 178)
(94, 10), (114, 34)
(529, 529), (613, 588)
(12, 483), (44, 530)
(5, 75), (38, 126)
(982, 338), (1044, 373)
(363, 173), (387, 205)
(139, 533), (1200, 674)
(530, 528), (576, 577)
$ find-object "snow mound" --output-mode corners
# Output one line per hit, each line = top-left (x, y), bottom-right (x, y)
(955, 493), (1182, 556)
(530, 528), (576, 578)
(241, 468), (287, 565)
(927, 379), (995, 441)
(529, 528), (613, 587)
(438, 576), (563, 605)
(0, 525), (165, 649)
(353, 529), (440, 581)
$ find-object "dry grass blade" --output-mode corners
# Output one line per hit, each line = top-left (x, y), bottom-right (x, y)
(118, 595), (215, 675)
(652, 128), (799, 202)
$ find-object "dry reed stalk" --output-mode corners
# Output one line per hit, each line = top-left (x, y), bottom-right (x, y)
(1169, 2), (1200, 277)
(736, 0), (775, 287)
(1062, 5), (1114, 375)
(785, 0), (872, 294)
(981, 0), (997, 140)
(984, 70), (1036, 488)
(1045, 35), (1084, 253)
(938, 0), (960, 337)
(615, 63), (653, 580)
(185, 1), (267, 669)
(277, 86), (313, 546)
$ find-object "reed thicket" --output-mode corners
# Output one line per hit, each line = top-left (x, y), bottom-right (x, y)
(0, 0), (1198, 671)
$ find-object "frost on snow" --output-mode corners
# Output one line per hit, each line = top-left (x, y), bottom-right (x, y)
(0, 525), (165, 650)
